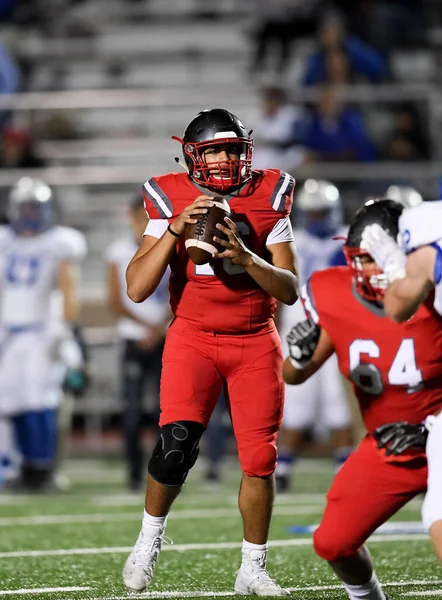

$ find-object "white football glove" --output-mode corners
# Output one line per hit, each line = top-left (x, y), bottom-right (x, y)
(361, 224), (406, 284)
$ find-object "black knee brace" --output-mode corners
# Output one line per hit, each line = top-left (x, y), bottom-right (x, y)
(148, 421), (205, 487)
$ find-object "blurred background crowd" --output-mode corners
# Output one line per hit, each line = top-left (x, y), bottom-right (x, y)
(0, 0), (440, 493)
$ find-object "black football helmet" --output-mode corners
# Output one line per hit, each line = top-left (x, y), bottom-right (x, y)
(172, 108), (254, 193)
(344, 198), (404, 301)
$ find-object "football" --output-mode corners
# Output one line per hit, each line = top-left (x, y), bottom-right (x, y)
(185, 198), (231, 265)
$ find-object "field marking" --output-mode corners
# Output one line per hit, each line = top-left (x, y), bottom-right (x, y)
(0, 534), (430, 559)
(403, 592), (442, 597)
(289, 521), (426, 535)
(92, 493), (329, 507)
(0, 587), (91, 596)
(0, 579), (439, 599)
(73, 580), (442, 600)
(0, 505), (322, 527)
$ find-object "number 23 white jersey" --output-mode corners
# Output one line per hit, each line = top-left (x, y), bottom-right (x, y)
(0, 225), (87, 328)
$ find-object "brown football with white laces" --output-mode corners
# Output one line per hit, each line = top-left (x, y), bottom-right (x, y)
(184, 198), (231, 265)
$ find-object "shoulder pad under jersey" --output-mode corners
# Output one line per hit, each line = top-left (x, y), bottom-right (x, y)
(400, 201), (442, 253)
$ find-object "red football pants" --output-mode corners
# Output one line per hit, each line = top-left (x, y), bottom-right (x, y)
(313, 435), (428, 562)
(160, 318), (284, 477)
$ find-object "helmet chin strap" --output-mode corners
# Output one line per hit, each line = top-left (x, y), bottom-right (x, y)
(174, 157), (189, 172)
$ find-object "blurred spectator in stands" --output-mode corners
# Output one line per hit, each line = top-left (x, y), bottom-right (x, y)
(252, 86), (305, 170)
(297, 86), (377, 162)
(302, 12), (388, 86)
(0, 127), (45, 168)
(385, 102), (431, 161)
(0, 40), (21, 124)
(250, 0), (322, 78)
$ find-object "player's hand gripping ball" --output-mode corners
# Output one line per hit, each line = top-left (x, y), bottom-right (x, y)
(185, 197), (231, 265)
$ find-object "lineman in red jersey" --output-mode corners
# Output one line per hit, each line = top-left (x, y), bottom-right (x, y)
(123, 109), (299, 595)
(283, 199), (442, 600)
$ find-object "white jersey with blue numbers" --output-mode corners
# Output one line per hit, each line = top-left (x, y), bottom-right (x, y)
(399, 201), (442, 316)
(0, 226), (87, 329)
(280, 226), (348, 340)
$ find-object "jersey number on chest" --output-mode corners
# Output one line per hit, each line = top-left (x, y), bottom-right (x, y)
(349, 338), (422, 396)
(194, 221), (250, 276)
(6, 255), (41, 286)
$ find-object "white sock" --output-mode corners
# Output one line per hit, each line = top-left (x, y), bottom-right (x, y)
(241, 539), (268, 567)
(142, 510), (167, 532)
(242, 539), (268, 552)
(343, 572), (387, 600)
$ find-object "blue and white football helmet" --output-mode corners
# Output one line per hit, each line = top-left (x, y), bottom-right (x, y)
(7, 177), (54, 234)
(385, 185), (423, 209)
(295, 179), (342, 239)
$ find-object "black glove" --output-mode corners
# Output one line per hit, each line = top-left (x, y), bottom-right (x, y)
(286, 318), (321, 368)
(373, 421), (428, 456)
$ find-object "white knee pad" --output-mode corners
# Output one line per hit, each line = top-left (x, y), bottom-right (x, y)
(422, 412), (442, 531)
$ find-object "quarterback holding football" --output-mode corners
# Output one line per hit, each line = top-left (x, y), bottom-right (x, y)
(123, 108), (299, 595)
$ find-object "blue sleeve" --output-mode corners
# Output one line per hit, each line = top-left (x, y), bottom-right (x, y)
(328, 246), (347, 267)
(0, 42), (20, 95)
(302, 53), (325, 86)
(345, 37), (388, 82)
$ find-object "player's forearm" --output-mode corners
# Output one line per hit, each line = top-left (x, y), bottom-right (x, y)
(126, 231), (176, 303)
(384, 277), (431, 323)
(282, 357), (317, 385)
(245, 254), (299, 305)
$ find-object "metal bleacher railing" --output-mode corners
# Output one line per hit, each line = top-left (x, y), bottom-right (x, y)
(0, 82), (441, 186)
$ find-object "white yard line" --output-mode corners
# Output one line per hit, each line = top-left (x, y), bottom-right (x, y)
(0, 580), (439, 599)
(403, 591), (442, 597)
(91, 492), (329, 507)
(0, 534), (430, 559)
(76, 580), (442, 600)
(91, 492), (423, 508)
(0, 505), (322, 527)
(0, 587), (91, 596)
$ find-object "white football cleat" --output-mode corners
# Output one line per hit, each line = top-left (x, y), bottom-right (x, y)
(235, 548), (290, 596)
(122, 526), (170, 592)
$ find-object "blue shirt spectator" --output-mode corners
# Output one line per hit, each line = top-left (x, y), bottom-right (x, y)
(0, 41), (20, 95)
(298, 87), (377, 162)
(302, 36), (387, 85)
(301, 12), (388, 86)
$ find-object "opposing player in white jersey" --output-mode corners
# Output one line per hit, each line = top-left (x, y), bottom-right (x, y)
(0, 177), (87, 491)
(276, 179), (353, 492)
(106, 197), (170, 491)
(361, 197), (442, 563)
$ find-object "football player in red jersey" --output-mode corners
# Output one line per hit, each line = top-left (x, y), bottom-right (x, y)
(283, 199), (442, 600)
(123, 109), (299, 595)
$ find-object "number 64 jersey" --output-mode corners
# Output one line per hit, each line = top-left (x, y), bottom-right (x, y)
(303, 266), (442, 433)
(143, 169), (295, 334)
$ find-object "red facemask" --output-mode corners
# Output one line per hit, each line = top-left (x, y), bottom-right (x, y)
(173, 136), (254, 192)
(344, 246), (388, 302)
